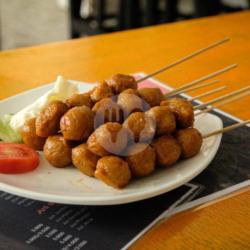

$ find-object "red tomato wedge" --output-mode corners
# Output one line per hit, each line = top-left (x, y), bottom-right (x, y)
(0, 143), (39, 174)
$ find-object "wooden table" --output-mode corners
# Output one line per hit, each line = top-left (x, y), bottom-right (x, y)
(0, 11), (249, 249)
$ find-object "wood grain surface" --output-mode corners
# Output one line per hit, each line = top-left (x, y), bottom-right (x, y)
(0, 11), (249, 250)
(130, 188), (250, 250)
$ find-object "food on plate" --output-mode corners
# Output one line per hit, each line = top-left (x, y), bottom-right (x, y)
(160, 97), (194, 128)
(92, 97), (123, 127)
(176, 128), (203, 158)
(0, 114), (22, 142)
(0, 143), (39, 173)
(1, 74), (206, 189)
(152, 135), (181, 167)
(10, 75), (79, 133)
(146, 106), (176, 136)
(36, 101), (68, 137)
(87, 122), (128, 157)
(72, 144), (100, 177)
(123, 112), (155, 142)
(66, 93), (93, 108)
(117, 91), (144, 118)
(138, 88), (164, 107)
(95, 156), (131, 188)
(126, 144), (156, 177)
(90, 81), (113, 102)
(60, 106), (94, 141)
(43, 135), (72, 168)
(21, 118), (46, 150)
(107, 74), (137, 94)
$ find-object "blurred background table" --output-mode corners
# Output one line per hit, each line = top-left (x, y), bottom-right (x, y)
(0, 10), (250, 249)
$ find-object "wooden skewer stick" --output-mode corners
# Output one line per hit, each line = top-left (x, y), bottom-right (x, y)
(195, 91), (250, 116)
(165, 64), (237, 98)
(203, 120), (250, 138)
(181, 80), (220, 94)
(190, 85), (227, 101)
(136, 37), (230, 83)
(194, 86), (250, 110)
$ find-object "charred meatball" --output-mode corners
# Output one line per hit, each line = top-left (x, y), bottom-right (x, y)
(152, 135), (181, 167)
(60, 106), (94, 141)
(176, 128), (202, 159)
(95, 156), (131, 188)
(66, 93), (93, 108)
(108, 74), (137, 94)
(21, 118), (46, 150)
(72, 144), (99, 177)
(146, 106), (176, 136)
(117, 91), (144, 119)
(160, 98), (194, 128)
(123, 112), (155, 143)
(36, 101), (68, 137)
(87, 122), (128, 157)
(44, 135), (72, 168)
(126, 144), (156, 177)
(90, 81), (113, 102)
(92, 97), (123, 127)
(138, 88), (164, 107)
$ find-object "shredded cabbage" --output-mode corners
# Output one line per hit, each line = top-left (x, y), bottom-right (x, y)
(0, 114), (22, 142)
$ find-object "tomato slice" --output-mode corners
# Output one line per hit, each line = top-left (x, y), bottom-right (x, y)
(0, 143), (39, 174)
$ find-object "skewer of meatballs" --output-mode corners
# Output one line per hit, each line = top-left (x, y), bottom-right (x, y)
(20, 73), (249, 189)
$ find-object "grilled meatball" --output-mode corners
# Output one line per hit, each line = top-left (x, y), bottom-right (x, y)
(123, 112), (155, 143)
(21, 118), (46, 150)
(117, 91), (144, 119)
(90, 81), (113, 102)
(160, 98), (194, 128)
(36, 101), (68, 137)
(72, 144), (99, 177)
(66, 93), (93, 108)
(138, 88), (164, 107)
(176, 128), (202, 159)
(92, 97), (123, 127)
(152, 135), (181, 167)
(122, 88), (138, 95)
(60, 106), (94, 141)
(126, 144), (156, 177)
(108, 74), (137, 94)
(87, 122), (128, 157)
(146, 106), (176, 136)
(95, 156), (131, 188)
(44, 135), (71, 168)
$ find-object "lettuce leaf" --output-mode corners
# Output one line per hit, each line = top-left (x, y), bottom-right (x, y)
(0, 114), (22, 142)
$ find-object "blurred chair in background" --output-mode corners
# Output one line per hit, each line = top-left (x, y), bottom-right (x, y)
(69, 0), (250, 38)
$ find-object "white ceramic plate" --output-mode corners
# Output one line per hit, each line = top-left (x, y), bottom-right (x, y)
(0, 81), (222, 205)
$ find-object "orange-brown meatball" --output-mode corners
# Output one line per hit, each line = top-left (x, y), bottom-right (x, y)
(90, 81), (113, 102)
(43, 135), (72, 168)
(108, 74), (137, 94)
(160, 98), (194, 128)
(87, 122), (128, 157)
(117, 91), (144, 118)
(138, 88), (164, 107)
(122, 88), (138, 95)
(146, 106), (176, 136)
(123, 112), (155, 143)
(92, 97), (123, 127)
(176, 128), (202, 159)
(36, 101), (68, 137)
(72, 144), (99, 177)
(95, 156), (131, 188)
(66, 93), (93, 108)
(126, 144), (156, 177)
(21, 118), (46, 150)
(60, 106), (94, 141)
(152, 135), (181, 167)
